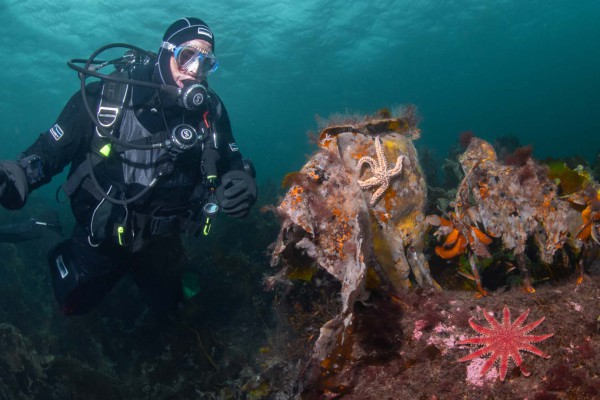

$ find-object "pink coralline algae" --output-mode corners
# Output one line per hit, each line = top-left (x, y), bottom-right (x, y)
(458, 306), (554, 381)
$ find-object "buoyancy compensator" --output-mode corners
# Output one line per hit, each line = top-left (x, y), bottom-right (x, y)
(64, 44), (224, 246)
(66, 43), (220, 206)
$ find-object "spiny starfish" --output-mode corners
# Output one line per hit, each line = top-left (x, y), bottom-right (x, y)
(356, 136), (404, 206)
(458, 306), (553, 381)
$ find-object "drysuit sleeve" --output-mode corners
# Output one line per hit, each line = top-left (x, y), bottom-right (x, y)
(0, 84), (98, 209)
(210, 92), (257, 217)
(19, 82), (100, 189)
(209, 92), (245, 174)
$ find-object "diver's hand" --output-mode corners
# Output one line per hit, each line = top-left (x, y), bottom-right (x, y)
(0, 161), (29, 210)
(216, 170), (257, 218)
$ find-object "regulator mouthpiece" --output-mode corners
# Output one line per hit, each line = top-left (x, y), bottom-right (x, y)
(179, 80), (208, 110)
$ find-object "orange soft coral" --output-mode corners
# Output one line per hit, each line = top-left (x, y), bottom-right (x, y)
(435, 232), (468, 259)
(432, 212), (494, 260)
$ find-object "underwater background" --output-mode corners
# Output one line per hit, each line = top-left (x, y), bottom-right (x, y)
(1, 0), (599, 184)
(0, 1), (600, 399)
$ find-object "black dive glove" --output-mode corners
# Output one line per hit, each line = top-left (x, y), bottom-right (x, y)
(0, 161), (29, 210)
(216, 170), (257, 218)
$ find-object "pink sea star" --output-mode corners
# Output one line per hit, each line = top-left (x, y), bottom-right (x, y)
(458, 306), (553, 381)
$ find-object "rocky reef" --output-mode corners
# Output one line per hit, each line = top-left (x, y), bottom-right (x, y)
(265, 109), (600, 399)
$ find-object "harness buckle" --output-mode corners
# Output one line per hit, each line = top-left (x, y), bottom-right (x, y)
(97, 106), (120, 128)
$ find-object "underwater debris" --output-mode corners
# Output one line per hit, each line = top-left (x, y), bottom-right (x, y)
(458, 306), (553, 382)
(430, 136), (598, 293)
(270, 108), (437, 386)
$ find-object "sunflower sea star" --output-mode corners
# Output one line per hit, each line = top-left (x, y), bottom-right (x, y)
(458, 306), (553, 381)
(356, 136), (404, 206)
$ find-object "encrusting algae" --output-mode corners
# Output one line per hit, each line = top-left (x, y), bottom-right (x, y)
(270, 107), (439, 387)
(429, 136), (599, 293)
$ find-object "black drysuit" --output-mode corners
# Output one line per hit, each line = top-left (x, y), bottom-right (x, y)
(1, 76), (253, 316)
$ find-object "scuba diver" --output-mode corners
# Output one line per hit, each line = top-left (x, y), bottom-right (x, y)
(0, 17), (257, 316)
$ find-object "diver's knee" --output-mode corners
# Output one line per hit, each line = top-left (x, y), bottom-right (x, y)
(48, 240), (123, 316)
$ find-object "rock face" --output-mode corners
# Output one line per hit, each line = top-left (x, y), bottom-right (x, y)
(432, 137), (587, 292)
(458, 137), (582, 263)
(271, 109), (436, 381)
(0, 323), (47, 397)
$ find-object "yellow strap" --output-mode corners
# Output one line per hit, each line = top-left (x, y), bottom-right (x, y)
(117, 226), (124, 246)
(203, 217), (211, 236)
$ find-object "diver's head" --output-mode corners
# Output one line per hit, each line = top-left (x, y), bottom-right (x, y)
(167, 39), (217, 87)
(154, 17), (218, 88)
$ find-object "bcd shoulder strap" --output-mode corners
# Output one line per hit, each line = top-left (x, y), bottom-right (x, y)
(61, 73), (131, 199)
(95, 71), (131, 143)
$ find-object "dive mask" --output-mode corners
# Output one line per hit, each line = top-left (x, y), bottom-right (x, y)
(162, 42), (219, 78)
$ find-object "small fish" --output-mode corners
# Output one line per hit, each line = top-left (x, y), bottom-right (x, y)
(0, 211), (62, 243)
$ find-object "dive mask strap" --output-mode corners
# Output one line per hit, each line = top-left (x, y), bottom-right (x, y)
(161, 41), (176, 52)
